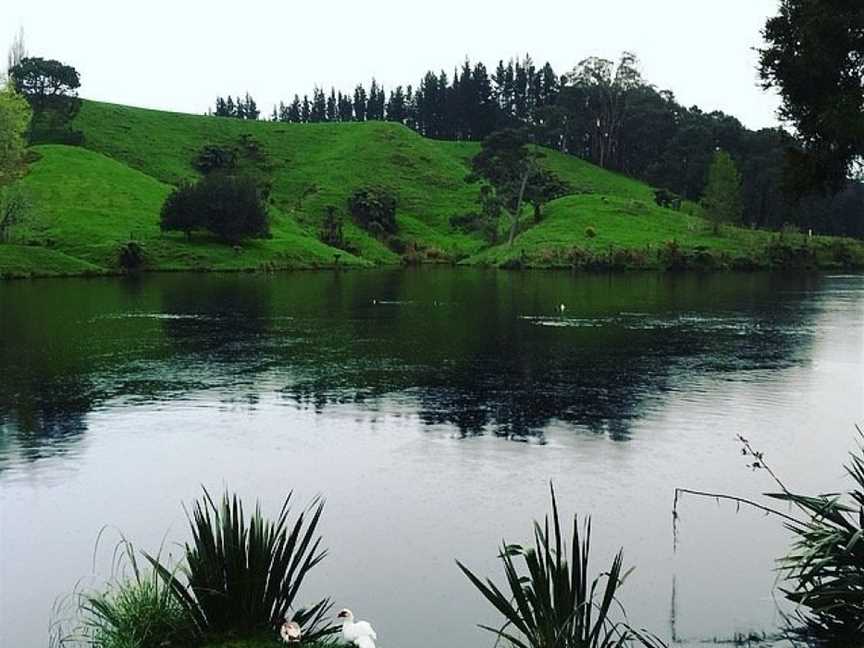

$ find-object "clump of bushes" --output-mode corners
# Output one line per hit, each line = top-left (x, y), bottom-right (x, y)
(160, 174), (270, 244)
(765, 236), (816, 269)
(584, 225), (597, 239)
(348, 186), (397, 236)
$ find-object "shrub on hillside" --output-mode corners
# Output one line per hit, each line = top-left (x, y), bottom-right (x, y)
(193, 145), (237, 174)
(348, 186), (397, 236)
(160, 175), (269, 244)
(653, 188), (682, 210)
(584, 225), (597, 239)
(118, 241), (146, 271)
(450, 210), (499, 244)
(319, 205), (345, 248)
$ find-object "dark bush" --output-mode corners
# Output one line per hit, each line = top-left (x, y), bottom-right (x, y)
(654, 188), (682, 210)
(449, 211), (499, 244)
(584, 226), (597, 239)
(386, 235), (408, 254)
(193, 145), (237, 174)
(160, 175), (269, 244)
(319, 205), (345, 248)
(118, 241), (146, 270)
(348, 186), (397, 236)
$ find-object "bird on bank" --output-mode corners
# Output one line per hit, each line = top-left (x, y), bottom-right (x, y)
(337, 608), (377, 648)
(559, 303), (566, 314)
(280, 620), (302, 644)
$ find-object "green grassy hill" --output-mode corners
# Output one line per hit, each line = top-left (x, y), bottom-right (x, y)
(2, 99), (862, 278)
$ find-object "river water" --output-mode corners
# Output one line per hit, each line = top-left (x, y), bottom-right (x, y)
(1, 270), (863, 647)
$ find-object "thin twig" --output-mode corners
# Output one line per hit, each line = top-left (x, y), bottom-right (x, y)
(673, 488), (800, 525)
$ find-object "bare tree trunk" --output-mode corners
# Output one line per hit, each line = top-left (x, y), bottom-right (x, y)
(507, 170), (530, 247)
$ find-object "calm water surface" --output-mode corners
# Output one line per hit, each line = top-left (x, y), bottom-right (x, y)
(1, 270), (863, 648)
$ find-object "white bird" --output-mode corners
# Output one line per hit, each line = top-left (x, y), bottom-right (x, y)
(280, 620), (302, 644)
(337, 608), (377, 648)
(558, 303), (566, 314)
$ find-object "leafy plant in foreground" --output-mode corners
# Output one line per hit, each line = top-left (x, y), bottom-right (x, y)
(457, 485), (664, 648)
(768, 443), (864, 645)
(55, 539), (196, 648)
(146, 489), (333, 640)
(676, 430), (864, 646)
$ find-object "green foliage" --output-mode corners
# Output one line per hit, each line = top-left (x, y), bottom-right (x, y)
(160, 175), (270, 244)
(758, 0), (864, 193)
(768, 440), (864, 644)
(3, 101), (863, 277)
(584, 226), (597, 239)
(701, 151), (743, 233)
(347, 186), (398, 236)
(9, 56), (81, 137)
(319, 205), (344, 248)
(469, 129), (537, 245)
(0, 184), (31, 242)
(457, 485), (663, 648)
(526, 167), (571, 222)
(76, 542), (196, 648)
(144, 489), (333, 639)
(0, 80), (31, 183)
(195, 145), (237, 174)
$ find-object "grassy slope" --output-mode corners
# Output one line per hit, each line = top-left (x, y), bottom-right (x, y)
(2, 99), (862, 278)
(2, 144), (368, 278)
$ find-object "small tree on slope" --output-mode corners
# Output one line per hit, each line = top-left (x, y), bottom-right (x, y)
(701, 150), (743, 234)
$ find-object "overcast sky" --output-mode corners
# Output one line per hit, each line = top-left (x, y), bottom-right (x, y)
(2, 0), (783, 130)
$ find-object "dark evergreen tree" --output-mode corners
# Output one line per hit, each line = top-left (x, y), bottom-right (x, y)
(338, 92), (354, 121)
(244, 92), (259, 120)
(326, 88), (337, 121)
(310, 87), (326, 122)
(353, 84), (367, 121)
(288, 95), (302, 122)
(386, 86), (407, 123)
(301, 95), (311, 123)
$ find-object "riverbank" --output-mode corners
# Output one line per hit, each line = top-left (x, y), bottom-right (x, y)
(2, 100), (863, 280)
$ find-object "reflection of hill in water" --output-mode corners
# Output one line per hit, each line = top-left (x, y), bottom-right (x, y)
(0, 271), (825, 466)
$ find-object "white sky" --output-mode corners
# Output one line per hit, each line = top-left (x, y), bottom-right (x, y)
(2, 0), (783, 130)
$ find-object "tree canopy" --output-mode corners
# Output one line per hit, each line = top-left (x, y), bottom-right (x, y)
(160, 175), (270, 243)
(10, 56), (81, 119)
(759, 0), (864, 193)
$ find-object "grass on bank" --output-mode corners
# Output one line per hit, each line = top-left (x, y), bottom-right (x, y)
(2, 99), (863, 278)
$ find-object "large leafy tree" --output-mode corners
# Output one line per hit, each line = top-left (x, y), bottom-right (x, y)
(160, 175), (269, 243)
(469, 128), (538, 246)
(9, 57), (81, 126)
(758, 0), (864, 192)
(565, 52), (642, 169)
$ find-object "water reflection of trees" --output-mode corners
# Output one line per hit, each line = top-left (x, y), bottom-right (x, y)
(277, 272), (822, 441)
(0, 271), (827, 469)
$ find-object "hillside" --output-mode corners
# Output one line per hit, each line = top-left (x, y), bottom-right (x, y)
(1, 100), (862, 278)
